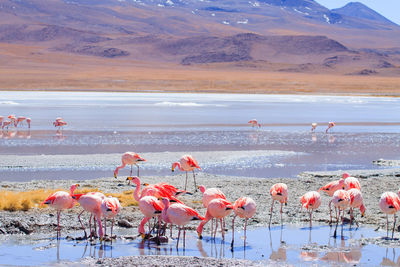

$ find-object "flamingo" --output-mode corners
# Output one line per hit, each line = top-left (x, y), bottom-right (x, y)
(379, 192), (400, 238)
(318, 176), (345, 224)
(343, 173), (361, 191)
(26, 118), (31, 128)
(326, 122), (335, 133)
(197, 198), (233, 240)
(248, 119), (261, 128)
(53, 120), (67, 129)
(16, 116), (26, 127)
(161, 198), (204, 248)
(114, 152), (146, 181)
(138, 196), (164, 239)
(300, 191), (321, 228)
(2, 120), (11, 129)
(269, 183), (288, 228)
(172, 155), (201, 192)
(348, 188), (365, 226)
(126, 176), (182, 203)
(332, 189), (351, 238)
(101, 196), (121, 238)
(231, 197), (256, 247)
(0, 116), (3, 127)
(72, 193), (104, 240)
(311, 123), (317, 132)
(42, 184), (79, 238)
(198, 185), (226, 208)
(8, 115), (16, 127)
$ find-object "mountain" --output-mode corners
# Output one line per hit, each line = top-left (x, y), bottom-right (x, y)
(332, 2), (397, 26)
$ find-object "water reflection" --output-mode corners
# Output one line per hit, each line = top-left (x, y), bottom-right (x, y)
(381, 248), (400, 266)
(269, 227), (287, 262)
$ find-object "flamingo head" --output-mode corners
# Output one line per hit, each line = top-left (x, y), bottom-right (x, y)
(70, 183), (80, 194)
(342, 173), (350, 179)
(126, 176), (140, 186)
(197, 185), (206, 193)
(171, 162), (179, 172)
(360, 204), (366, 217)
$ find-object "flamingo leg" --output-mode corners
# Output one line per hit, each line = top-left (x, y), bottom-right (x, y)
(89, 215), (93, 239)
(104, 218), (107, 237)
(309, 211), (312, 229)
(214, 219), (218, 239)
(192, 170), (197, 192)
(341, 210), (344, 237)
(220, 218), (224, 239)
(183, 227), (186, 248)
(231, 216), (236, 248)
(392, 214), (396, 239)
(130, 164), (133, 176)
(177, 227), (181, 248)
(136, 164), (140, 177)
(244, 218), (248, 245)
(328, 200), (332, 225)
(111, 218), (114, 238)
(78, 210), (88, 238)
(269, 200), (275, 228)
(280, 203), (283, 226)
(334, 209), (340, 238)
(211, 219), (213, 239)
(184, 172), (188, 191)
(57, 210), (61, 239)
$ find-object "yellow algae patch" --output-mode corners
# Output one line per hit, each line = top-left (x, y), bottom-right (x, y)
(0, 188), (137, 211)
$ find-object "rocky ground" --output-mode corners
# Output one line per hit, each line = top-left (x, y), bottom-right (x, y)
(1, 169), (400, 266)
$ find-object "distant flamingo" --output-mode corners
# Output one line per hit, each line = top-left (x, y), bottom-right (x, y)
(343, 173), (361, 191)
(231, 197), (256, 247)
(300, 191), (321, 228)
(161, 198), (203, 248)
(114, 152), (146, 181)
(42, 184), (79, 238)
(8, 115), (16, 127)
(311, 123), (317, 132)
(379, 192), (400, 238)
(72, 193), (104, 240)
(26, 118), (31, 128)
(2, 120), (11, 129)
(198, 185), (226, 208)
(248, 119), (261, 128)
(172, 155), (201, 192)
(326, 122), (335, 133)
(53, 120), (67, 129)
(348, 188), (365, 226)
(332, 189), (351, 238)
(16, 116), (26, 127)
(319, 176), (345, 224)
(197, 198), (233, 240)
(138, 196), (164, 239)
(269, 183), (288, 228)
(0, 116), (3, 127)
(101, 196), (121, 238)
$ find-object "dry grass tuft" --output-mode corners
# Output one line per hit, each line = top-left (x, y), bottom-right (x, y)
(0, 188), (137, 211)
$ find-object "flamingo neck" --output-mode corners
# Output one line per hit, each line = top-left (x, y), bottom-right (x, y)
(161, 199), (170, 222)
(172, 162), (184, 171)
(132, 179), (141, 201)
(114, 162), (126, 176)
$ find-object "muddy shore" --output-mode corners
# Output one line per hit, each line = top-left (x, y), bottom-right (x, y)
(1, 170), (400, 266)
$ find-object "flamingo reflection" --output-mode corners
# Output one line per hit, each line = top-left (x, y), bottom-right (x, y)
(269, 227), (287, 262)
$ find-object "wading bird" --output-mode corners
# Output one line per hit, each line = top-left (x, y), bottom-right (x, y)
(197, 198), (233, 240)
(332, 189), (351, 238)
(326, 122), (335, 133)
(379, 192), (400, 238)
(138, 196), (164, 239)
(101, 196), (121, 238)
(269, 183), (288, 228)
(343, 173), (361, 191)
(42, 184), (79, 238)
(319, 176), (345, 224)
(348, 188), (365, 226)
(300, 191), (321, 228)
(311, 123), (317, 132)
(114, 152), (146, 181)
(172, 155), (201, 192)
(198, 185), (226, 208)
(231, 196), (256, 247)
(248, 119), (261, 128)
(161, 198), (203, 248)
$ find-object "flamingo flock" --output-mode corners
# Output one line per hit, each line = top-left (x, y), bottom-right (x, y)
(0, 114), (31, 129)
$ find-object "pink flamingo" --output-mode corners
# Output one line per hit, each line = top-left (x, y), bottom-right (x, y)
(126, 176), (182, 203)
(332, 189), (350, 238)
(318, 175), (345, 224)
(197, 198), (233, 240)
(0, 116), (3, 127)
(161, 198), (204, 248)
(26, 118), (31, 128)
(138, 195), (164, 239)
(311, 123), (317, 132)
(326, 122), (335, 133)
(348, 188), (365, 226)
(300, 191), (321, 228)
(42, 184), (79, 238)
(269, 183), (288, 228)
(248, 119), (261, 128)
(2, 120), (11, 129)
(16, 116), (26, 127)
(8, 115), (16, 127)
(72, 193), (104, 240)
(379, 192), (400, 238)
(231, 196), (256, 247)
(101, 196), (121, 238)
(343, 173), (361, 190)
(198, 185), (226, 208)
(53, 120), (67, 129)
(172, 155), (201, 192)
(114, 152), (146, 180)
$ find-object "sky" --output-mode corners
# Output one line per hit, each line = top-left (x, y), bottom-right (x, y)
(315, 0), (400, 25)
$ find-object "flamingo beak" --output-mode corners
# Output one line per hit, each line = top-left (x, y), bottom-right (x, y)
(198, 232), (203, 239)
(114, 173), (117, 179)
(140, 233), (146, 239)
(171, 167), (175, 172)
(361, 212), (365, 217)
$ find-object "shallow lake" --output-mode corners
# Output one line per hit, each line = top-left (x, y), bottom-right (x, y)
(0, 224), (399, 266)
